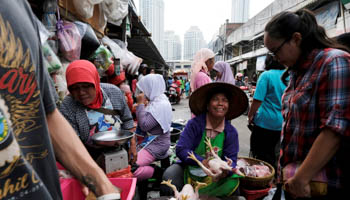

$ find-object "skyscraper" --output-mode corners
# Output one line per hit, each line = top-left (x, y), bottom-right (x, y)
(163, 31), (182, 60)
(184, 26), (206, 60)
(231, 0), (249, 23)
(139, 0), (164, 54)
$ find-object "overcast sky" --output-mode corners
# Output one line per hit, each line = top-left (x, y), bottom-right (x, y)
(134, 0), (274, 43)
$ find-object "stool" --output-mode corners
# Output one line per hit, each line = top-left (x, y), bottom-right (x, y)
(138, 155), (171, 200)
(159, 156), (170, 169)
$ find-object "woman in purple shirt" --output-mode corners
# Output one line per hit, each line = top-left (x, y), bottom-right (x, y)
(160, 82), (248, 198)
(133, 74), (173, 182)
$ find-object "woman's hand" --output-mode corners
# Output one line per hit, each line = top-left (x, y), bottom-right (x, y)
(284, 176), (311, 198)
(136, 93), (147, 105)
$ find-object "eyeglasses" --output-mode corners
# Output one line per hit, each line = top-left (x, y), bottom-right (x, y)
(268, 39), (289, 57)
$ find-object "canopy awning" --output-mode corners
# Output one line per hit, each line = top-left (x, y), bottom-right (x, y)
(127, 4), (168, 69)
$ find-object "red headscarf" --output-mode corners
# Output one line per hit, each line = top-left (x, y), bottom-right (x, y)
(66, 60), (103, 109)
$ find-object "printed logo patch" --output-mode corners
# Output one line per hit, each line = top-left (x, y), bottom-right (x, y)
(0, 106), (9, 144)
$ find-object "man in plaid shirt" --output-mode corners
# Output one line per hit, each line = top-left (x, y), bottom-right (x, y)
(265, 9), (350, 198)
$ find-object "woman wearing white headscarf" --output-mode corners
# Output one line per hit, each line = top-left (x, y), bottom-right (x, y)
(190, 48), (216, 91)
(213, 61), (236, 85)
(134, 74), (173, 181)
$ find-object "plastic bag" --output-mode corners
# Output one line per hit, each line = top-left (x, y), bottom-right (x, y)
(42, 0), (57, 32)
(73, 21), (88, 37)
(90, 45), (113, 72)
(122, 51), (142, 75)
(57, 20), (82, 61)
(101, 36), (125, 59)
(80, 23), (100, 59)
(97, 4), (107, 31)
(42, 42), (62, 74)
(73, 0), (94, 19)
(101, 36), (142, 75)
(102, 0), (128, 26)
(35, 17), (51, 44)
(112, 39), (127, 49)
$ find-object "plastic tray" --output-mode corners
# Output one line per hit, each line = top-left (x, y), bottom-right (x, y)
(60, 177), (136, 200)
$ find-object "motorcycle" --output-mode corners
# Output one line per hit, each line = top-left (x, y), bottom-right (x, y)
(166, 83), (181, 105)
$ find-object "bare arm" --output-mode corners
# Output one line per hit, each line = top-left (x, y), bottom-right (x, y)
(285, 128), (340, 197)
(47, 109), (118, 196)
(247, 99), (262, 124)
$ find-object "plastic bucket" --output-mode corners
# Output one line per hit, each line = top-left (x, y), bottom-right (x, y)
(60, 177), (136, 200)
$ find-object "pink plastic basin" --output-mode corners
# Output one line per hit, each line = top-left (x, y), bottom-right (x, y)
(60, 178), (136, 200)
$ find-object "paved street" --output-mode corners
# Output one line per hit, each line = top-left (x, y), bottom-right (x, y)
(172, 97), (251, 157)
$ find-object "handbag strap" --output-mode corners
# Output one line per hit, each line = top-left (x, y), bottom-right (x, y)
(92, 107), (121, 116)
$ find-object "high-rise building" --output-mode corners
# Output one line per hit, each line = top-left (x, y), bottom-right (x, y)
(184, 26), (206, 60)
(163, 31), (182, 60)
(139, 0), (164, 54)
(231, 0), (249, 23)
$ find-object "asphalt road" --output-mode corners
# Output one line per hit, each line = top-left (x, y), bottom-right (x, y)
(172, 97), (251, 157)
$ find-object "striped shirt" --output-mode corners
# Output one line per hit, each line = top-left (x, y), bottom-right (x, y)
(281, 48), (350, 188)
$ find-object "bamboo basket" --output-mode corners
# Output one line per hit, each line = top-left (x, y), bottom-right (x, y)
(238, 156), (275, 189)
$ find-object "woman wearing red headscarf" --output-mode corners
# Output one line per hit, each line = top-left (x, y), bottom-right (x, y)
(59, 60), (136, 163)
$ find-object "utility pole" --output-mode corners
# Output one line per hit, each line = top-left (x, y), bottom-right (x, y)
(223, 19), (228, 61)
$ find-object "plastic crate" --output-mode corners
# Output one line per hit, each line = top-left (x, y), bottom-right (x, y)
(60, 178), (136, 200)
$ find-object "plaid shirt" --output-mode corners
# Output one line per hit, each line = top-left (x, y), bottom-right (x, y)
(281, 48), (350, 188)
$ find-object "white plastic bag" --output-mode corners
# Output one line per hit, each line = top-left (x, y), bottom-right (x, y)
(73, 0), (94, 19)
(102, 0), (128, 26)
(101, 37), (142, 75)
(122, 51), (142, 75)
(101, 36), (126, 59)
(35, 17), (51, 44)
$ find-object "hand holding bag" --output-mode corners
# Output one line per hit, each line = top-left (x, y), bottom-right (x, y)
(282, 162), (328, 197)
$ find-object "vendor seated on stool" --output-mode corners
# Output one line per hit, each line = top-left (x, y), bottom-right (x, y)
(133, 74), (173, 181)
(59, 60), (136, 162)
(160, 82), (248, 198)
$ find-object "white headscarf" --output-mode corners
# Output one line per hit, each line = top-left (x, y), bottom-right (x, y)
(190, 48), (215, 91)
(137, 74), (172, 133)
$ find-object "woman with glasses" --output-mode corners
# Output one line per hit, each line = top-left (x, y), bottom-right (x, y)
(264, 9), (350, 199)
(247, 54), (286, 171)
(59, 60), (136, 162)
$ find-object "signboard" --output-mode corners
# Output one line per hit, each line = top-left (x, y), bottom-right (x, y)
(314, 1), (339, 30)
(242, 60), (248, 70)
(256, 55), (266, 71)
(342, 0), (350, 9)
